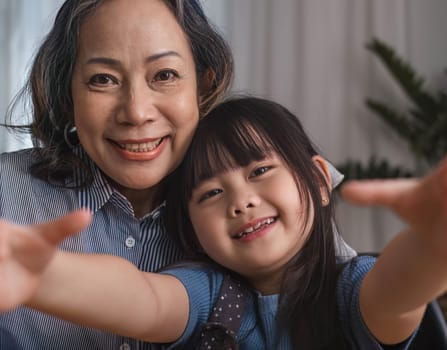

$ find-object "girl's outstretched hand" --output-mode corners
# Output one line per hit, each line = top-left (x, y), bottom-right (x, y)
(341, 159), (447, 344)
(0, 210), (92, 312)
(341, 158), (447, 247)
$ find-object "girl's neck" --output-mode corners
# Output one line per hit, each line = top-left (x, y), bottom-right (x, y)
(248, 270), (283, 295)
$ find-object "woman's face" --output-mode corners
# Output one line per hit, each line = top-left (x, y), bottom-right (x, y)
(71, 0), (199, 210)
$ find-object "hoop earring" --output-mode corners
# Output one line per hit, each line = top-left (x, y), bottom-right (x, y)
(64, 124), (78, 148)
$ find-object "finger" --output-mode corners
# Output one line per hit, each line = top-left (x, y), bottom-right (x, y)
(35, 209), (92, 245)
(0, 220), (12, 259)
(340, 178), (418, 208)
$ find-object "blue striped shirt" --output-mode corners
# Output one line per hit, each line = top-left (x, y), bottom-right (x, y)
(0, 148), (185, 350)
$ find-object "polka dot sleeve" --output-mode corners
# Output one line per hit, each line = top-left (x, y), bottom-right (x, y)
(160, 266), (225, 348)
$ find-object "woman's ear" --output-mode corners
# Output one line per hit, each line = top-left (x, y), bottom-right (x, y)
(198, 68), (216, 101)
(312, 155), (332, 206)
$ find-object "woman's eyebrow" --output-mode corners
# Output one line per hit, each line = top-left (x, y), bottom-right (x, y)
(85, 51), (182, 67)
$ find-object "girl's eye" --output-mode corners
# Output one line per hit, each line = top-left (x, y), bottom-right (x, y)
(153, 69), (178, 82)
(88, 74), (117, 86)
(250, 166), (271, 178)
(199, 188), (223, 202)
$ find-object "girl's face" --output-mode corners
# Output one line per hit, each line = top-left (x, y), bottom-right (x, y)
(71, 0), (199, 213)
(188, 154), (329, 295)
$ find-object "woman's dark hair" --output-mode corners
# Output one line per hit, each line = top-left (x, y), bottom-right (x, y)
(4, 0), (233, 186)
(166, 96), (347, 349)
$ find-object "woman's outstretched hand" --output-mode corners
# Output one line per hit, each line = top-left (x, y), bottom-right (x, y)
(0, 210), (92, 312)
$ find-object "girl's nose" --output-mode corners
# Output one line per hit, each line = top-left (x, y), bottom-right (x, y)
(228, 193), (261, 217)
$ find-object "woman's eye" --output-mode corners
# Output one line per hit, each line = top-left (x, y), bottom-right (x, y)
(250, 166), (271, 178)
(199, 188), (223, 202)
(88, 74), (116, 86)
(153, 69), (178, 82)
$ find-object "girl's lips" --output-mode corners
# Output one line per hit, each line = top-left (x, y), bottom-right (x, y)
(233, 217), (277, 240)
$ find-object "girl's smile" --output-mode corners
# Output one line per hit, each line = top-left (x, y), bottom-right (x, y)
(232, 216), (277, 241)
(188, 154), (330, 294)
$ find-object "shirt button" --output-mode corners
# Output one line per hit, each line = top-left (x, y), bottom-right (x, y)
(120, 343), (131, 350)
(125, 236), (136, 248)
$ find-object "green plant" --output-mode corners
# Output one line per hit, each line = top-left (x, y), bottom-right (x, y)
(337, 37), (447, 182)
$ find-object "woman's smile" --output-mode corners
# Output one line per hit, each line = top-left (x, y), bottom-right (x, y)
(110, 136), (169, 161)
(115, 138), (165, 153)
(70, 0), (200, 212)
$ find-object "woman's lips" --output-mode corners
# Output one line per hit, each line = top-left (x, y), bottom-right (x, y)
(116, 138), (164, 152)
(110, 137), (168, 161)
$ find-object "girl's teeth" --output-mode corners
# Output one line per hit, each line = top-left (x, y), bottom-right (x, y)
(237, 218), (275, 238)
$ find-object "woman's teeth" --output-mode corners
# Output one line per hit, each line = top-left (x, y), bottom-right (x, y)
(118, 138), (163, 153)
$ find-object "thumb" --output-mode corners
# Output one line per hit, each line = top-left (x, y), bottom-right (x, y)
(35, 209), (92, 245)
(340, 178), (418, 208)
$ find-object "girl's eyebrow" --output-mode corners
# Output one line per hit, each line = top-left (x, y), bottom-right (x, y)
(193, 177), (215, 190)
(85, 51), (182, 66)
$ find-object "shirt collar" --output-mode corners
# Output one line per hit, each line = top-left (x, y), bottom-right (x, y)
(73, 147), (166, 219)
(72, 147), (116, 213)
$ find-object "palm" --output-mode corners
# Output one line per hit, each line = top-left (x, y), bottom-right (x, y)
(341, 158), (447, 241)
(0, 253), (45, 311)
(0, 210), (92, 312)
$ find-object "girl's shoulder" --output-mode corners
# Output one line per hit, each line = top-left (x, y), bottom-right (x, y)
(337, 255), (397, 349)
(338, 255), (377, 289)
(160, 263), (258, 349)
(341, 254), (377, 269)
(160, 261), (228, 300)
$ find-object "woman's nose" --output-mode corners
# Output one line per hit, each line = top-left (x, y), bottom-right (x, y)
(118, 85), (159, 125)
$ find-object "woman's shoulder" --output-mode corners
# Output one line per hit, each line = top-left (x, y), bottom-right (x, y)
(0, 148), (79, 223)
(0, 148), (55, 189)
(0, 148), (40, 189)
(0, 148), (36, 172)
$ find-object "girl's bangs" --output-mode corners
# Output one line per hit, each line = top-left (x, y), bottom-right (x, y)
(185, 117), (274, 194)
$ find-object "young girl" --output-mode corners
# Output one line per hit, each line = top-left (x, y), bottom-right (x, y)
(1, 96), (446, 349)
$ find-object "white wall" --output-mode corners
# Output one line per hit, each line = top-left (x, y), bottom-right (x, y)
(0, 0), (64, 151)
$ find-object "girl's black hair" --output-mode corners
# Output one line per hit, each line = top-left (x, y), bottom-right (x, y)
(166, 96), (347, 349)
